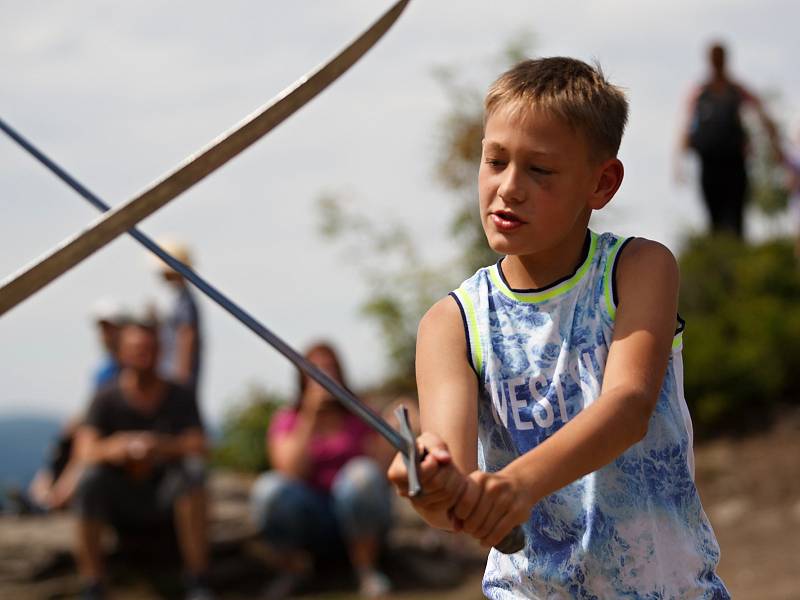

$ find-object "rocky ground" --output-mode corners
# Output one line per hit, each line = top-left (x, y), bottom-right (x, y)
(1, 411), (798, 599)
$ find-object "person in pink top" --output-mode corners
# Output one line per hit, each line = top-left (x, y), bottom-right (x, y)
(250, 343), (393, 599)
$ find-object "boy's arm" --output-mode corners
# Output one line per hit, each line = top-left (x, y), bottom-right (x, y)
(454, 239), (680, 548)
(387, 296), (478, 530)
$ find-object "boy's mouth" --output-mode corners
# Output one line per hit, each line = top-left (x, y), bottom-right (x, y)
(490, 210), (526, 231)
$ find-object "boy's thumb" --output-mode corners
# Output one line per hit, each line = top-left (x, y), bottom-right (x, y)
(430, 446), (451, 463)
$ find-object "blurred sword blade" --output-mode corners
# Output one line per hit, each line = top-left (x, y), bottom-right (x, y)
(0, 0), (410, 316)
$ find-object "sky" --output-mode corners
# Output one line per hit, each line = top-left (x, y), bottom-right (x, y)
(2, 0), (799, 426)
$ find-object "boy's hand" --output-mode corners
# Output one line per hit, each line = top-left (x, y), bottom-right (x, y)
(387, 432), (468, 523)
(452, 469), (532, 548)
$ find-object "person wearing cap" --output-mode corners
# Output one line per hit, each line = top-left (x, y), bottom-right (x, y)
(73, 318), (213, 600)
(12, 300), (128, 515)
(91, 298), (129, 392)
(155, 240), (203, 394)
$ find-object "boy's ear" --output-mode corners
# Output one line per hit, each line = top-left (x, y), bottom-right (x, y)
(588, 158), (624, 209)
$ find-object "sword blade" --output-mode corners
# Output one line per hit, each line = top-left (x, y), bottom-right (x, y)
(0, 119), (408, 454)
(0, 116), (409, 455)
(1, 125), (526, 556)
(0, 0), (410, 316)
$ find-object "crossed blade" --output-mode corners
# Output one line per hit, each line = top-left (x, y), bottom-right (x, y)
(0, 0), (409, 316)
(0, 0), (525, 554)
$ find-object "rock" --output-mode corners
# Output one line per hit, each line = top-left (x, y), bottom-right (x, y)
(0, 470), (486, 598)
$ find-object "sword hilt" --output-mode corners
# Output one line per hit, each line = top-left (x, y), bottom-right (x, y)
(394, 404), (422, 496)
(393, 404), (525, 554)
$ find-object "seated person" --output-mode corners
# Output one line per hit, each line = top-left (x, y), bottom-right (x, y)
(72, 319), (213, 600)
(26, 416), (84, 512)
(250, 342), (392, 599)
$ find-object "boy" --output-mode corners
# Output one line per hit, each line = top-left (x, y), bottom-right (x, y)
(388, 57), (729, 599)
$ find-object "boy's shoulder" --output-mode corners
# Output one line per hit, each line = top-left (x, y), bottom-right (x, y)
(419, 294), (464, 339)
(615, 237), (678, 284)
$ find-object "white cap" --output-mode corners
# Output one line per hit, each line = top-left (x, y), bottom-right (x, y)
(90, 297), (129, 325)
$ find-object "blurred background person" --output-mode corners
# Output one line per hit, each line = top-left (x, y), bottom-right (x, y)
(72, 317), (212, 600)
(9, 300), (130, 514)
(249, 342), (392, 599)
(678, 41), (782, 238)
(90, 297), (129, 392)
(24, 416), (84, 513)
(154, 240), (203, 395)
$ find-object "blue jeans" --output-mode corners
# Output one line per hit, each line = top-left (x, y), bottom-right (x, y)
(249, 457), (392, 555)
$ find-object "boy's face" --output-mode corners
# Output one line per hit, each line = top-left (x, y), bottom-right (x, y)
(479, 106), (611, 258)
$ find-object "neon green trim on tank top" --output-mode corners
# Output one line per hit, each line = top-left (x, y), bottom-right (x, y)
(672, 331), (683, 351)
(454, 287), (484, 377)
(489, 231), (598, 304)
(604, 237), (629, 320)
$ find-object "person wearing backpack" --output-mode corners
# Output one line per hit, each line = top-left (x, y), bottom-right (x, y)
(679, 42), (781, 238)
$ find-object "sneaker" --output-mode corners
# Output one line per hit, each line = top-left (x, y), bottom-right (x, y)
(358, 569), (391, 598)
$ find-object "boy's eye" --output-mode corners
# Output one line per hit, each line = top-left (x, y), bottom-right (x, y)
(529, 165), (553, 175)
(485, 158), (505, 167)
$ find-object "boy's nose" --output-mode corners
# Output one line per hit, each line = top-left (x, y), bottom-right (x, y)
(497, 165), (526, 203)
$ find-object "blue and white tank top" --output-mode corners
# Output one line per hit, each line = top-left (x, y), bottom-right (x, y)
(450, 230), (729, 600)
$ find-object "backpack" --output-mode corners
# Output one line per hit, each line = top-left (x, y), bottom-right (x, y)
(688, 84), (745, 157)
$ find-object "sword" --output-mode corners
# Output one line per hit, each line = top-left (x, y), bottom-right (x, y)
(0, 117), (526, 555)
(0, 0), (409, 316)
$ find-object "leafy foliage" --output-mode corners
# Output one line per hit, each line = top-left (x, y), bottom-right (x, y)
(679, 234), (800, 437)
(212, 386), (286, 473)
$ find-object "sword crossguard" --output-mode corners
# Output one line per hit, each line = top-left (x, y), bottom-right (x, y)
(394, 404), (422, 497)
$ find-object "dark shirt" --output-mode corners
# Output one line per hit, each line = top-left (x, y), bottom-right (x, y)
(85, 381), (203, 439)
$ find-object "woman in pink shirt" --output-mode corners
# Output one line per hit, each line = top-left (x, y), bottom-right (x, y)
(250, 343), (392, 598)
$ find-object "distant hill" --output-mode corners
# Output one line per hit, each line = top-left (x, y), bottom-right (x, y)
(0, 415), (62, 497)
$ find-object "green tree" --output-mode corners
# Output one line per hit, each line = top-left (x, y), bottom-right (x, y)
(212, 385), (286, 473)
(679, 234), (800, 437)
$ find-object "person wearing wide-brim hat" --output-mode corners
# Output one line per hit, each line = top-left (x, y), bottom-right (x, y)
(152, 239), (203, 395)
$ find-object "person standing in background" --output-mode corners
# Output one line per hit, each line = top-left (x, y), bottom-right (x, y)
(155, 240), (202, 395)
(678, 41), (782, 238)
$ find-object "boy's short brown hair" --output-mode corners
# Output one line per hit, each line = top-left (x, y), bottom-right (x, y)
(485, 57), (629, 161)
